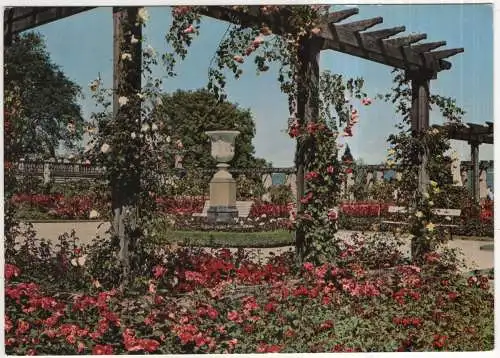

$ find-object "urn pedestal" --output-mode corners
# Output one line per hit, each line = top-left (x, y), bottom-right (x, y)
(205, 131), (240, 224)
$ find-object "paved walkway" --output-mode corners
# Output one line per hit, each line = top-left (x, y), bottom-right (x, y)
(21, 222), (494, 271)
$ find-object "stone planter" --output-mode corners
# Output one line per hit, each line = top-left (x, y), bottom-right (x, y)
(205, 130), (240, 224)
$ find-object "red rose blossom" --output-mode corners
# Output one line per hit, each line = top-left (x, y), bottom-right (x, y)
(92, 344), (114, 355)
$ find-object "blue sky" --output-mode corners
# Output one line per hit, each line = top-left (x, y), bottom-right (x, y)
(32, 4), (493, 166)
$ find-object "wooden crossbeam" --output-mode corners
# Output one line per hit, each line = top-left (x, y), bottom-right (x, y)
(334, 17), (383, 32)
(362, 26), (406, 40)
(4, 5), (464, 73)
(383, 33), (427, 47)
(424, 48), (464, 63)
(4, 7), (93, 35)
(326, 7), (359, 23)
(411, 41), (447, 54)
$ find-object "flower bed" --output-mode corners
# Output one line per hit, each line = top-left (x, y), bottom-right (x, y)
(4, 231), (494, 354)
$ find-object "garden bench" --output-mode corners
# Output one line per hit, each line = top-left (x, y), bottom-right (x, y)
(381, 206), (462, 240)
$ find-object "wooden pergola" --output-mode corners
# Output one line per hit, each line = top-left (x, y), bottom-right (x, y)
(4, 5), (465, 259)
(435, 121), (494, 202)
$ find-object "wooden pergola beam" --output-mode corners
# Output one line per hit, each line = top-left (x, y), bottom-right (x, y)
(4, 6), (94, 43)
(4, 5), (463, 73)
(438, 122), (494, 145)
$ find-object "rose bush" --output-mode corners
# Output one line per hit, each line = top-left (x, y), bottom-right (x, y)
(4, 230), (494, 354)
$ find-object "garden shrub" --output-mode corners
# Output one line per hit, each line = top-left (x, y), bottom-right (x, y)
(4, 231), (494, 354)
(268, 184), (293, 205)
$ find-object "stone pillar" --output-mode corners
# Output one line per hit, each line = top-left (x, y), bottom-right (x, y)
(261, 173), (273, 201)
(366, 171), (374, 192)
(479, 168), (488, 200)
(285, 173), (297, 200)
(346, 172), (355, 200)
(451, 155), (462, 186)
(470, 141), (480, 203)
(43, 161), (52, 185)
(460, 166), (468, 189)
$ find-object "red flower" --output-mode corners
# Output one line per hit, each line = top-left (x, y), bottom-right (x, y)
(152, 265), (167, 279)
(327, 165), (335, 174)
(303, 262), (314, 271)
(207, 306), (218, 319)
(227, 311), (240, 322)
(5, 316), (13, 333)
(328, 208), (338, 221)
(300, 191), (313, 204)
(257, 343), (282, 353)
(66, 334), (76, 345)
(307, 121), (319, 135)
(288, 119), (300, 138)
(285, 328), (296, 337)
(5, 264), (21, 280)
(345, 168), (353, 174)
(447, 291), (458, 301)
(424, 252), (441, 264)
(305, 171), (319, 181)
(264, 301), (276, 313)
(433, 334), (447, 349)
(320, 320), (334, 330)
(141, 338), (160, 353)
(293, 285), (309, 296)
(16, 320), (30, 335)
(92, 344), (114, 355)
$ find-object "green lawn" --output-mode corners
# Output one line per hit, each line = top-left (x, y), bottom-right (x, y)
(162, 230), (294, 248)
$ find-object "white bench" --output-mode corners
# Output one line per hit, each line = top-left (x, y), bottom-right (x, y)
(381, 206), (462, 239)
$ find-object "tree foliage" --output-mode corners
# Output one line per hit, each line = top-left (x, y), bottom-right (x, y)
(4, 32), (84, 158)
(153, 89), (269, 169)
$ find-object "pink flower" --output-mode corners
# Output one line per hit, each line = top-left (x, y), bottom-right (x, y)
(152, 265), (167, 279)
(327, 165), (335, 174)
(311, 27), (321, 35)
(303, 262), (314, 271)
(362, 97), (372, 105)
(233, 55), (244, 63)
(182, 24), (195, 34)
(252, 36), (264, 46)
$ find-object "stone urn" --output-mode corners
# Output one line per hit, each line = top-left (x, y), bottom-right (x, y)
(205, 130), (240, 224)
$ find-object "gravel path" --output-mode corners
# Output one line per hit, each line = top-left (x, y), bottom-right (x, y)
(21, 222), (494, 271)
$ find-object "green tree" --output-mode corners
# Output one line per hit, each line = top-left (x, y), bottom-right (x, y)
(153, 89), (269, 169)
(4, 32), (84, 158)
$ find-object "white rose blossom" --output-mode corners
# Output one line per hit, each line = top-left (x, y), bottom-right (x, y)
(100, 143), (111, 154)
(121, 53), (132, 61)
(144, 45), (156, 57)
(118, 96), (129, 106)
(137, 8), (149, 23)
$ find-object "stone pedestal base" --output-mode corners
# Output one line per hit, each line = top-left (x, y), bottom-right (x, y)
(207, 164), (238, 224)
(207, 206), (238, 224)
